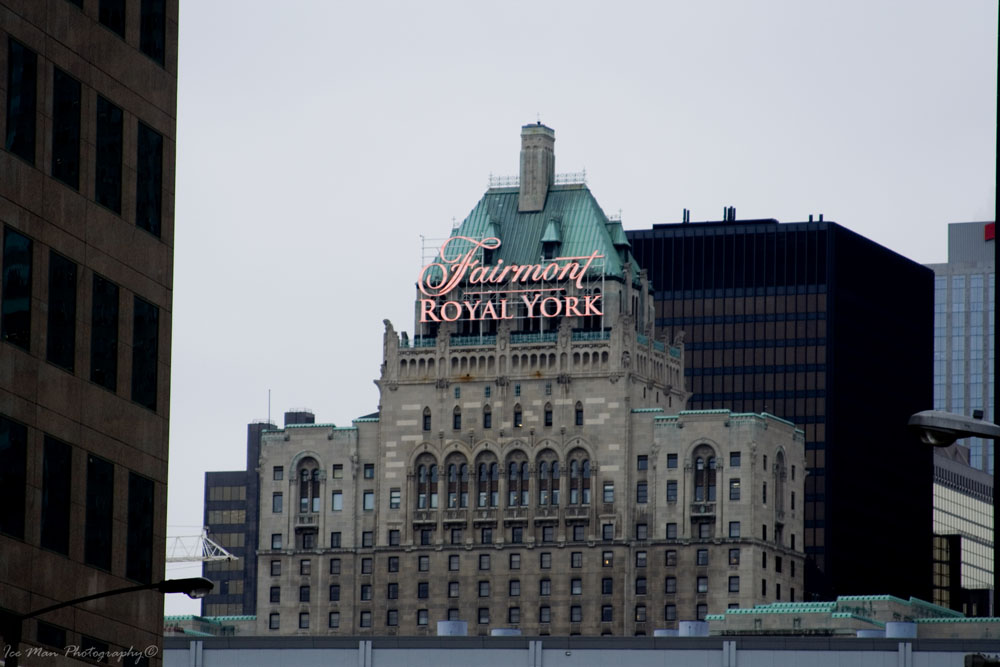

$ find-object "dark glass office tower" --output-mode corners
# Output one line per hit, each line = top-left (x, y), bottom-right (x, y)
(627, 217), (933, 600)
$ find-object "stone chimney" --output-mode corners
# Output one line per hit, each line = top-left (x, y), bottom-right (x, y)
(518, 122), (555, 213)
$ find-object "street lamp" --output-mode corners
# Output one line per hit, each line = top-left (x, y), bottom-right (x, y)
(908, 409), (999, 615)
(1, 577), (213, 667)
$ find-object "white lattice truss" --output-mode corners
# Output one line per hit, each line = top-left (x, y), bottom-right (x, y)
(165, 528), (238, 563)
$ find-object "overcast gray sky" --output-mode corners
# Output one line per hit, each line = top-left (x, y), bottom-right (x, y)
(163, 0), (998, 613)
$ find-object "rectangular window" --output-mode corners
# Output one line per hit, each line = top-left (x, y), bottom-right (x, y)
(419, 555), (430, 571)
(572, 524), (585, 541)
(539, 606), (551, 623)
(99, 0), (126, 37)
(329, 584), (340, 601)
(418, 581), (429, 598)
(139, 0), (166, 64)
(388, 556), (399, 572)
(330, 531), (340, 548)
(332, 491), (342, 511)
(126, 472), (154, 583)
(699, 522), (713, 538)
(361, 558), (372, 573)
(272, 492), (283, 513)
(2, 227), (33, 351)
(84, 454), (114, 569)
(635, 605), (647, 622)
(635, 577), (647, 595)
(299, 585), (310, 602)
(602, 578), (613, 595)
(540, 578), (551, 595)
(388, 583), (399, 599)
(478, 580), (490, 597)
(603, 481), (614, 503)
(90, 274), (119, 391)
(666, 522), (677, 539)
(481, 527), (493, 544)
(570, 606), (582, 623)
(542, 525), (554, 542)
(136, 121), (163, 236)
(696, 576), (708, 593)
(271, 533), (282, 549)
(95, 96), (123, 213)
(41, 436), (72, 554)
(696, 549), (708, 566)
(729, 548), (740, 565)
(540, 552), (551, 569)
(509, 553), (521, 569)
(665, 604), (676, 621)
(0, 417), (28, 539)
(332, 464), (343, 479)
(729, 521), (740, 538)
(729, 576), (740, 592)
(508, 607), (521, 624)
(730, 479), (741, 500)
(603, 550), (614, 567)
(636, 482), (648, 504)
(270, 560), (281, 575)
(269, 613), (279, 630)
(571, 552), (583, 568)
(637, 455), (648, 470)
(665, 577), (677, 593)
(697, 604), (707, 621)
(666, 480), (677, 502)
(479, 554), (490, 570)
(730, 452), (741, 468)
(273, 466), (284, 480)
(330, 558), (341, 574)
(449, 554), (459, 571)
(363, 490), (374, 511)
(509, 579), (520, 596)
(360, 611), (371, 628)
(389, 488), (400, 509)
(361, 585), (372, 601)
(386, 609), (398, 627)
(571, 578), (582, 595)
(762, 579), (767, 596)
(131, 296), (159, 410)
(484, 385), (491, 398)
(420, 528), (432, 545)
(389, 529), (400, 546)
(775, 556), (783, 573)
(328, 612), (340, 629)
(478, 608), (490, 624)
(300, 559), (310, 575)
(665, 550), (677, 566)
(448, 581), (459, 598)
(5, 40), (37, 163)
(362, 531), (373, 547)
(298, 612), (309, 629)
(667, 453), (677, 468)
(52, 68), (81, 188)
(636, 523), (648, 540)
(269, 586), (280, 603)
(511, 526), (523, 543)
(364, 463), (374, 479)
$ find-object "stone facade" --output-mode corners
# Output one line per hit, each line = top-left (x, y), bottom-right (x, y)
(249, 125), (804, 637)
(1, 0), (177, 663)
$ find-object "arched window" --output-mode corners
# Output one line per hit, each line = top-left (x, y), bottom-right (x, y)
(513, 404), (523, 428)
(483, 405), (492, 429)
(476, 454), (499, 508)
(446, 455), (469, 509)
(575, 402), (584, 426)
(538, 461), (550, 505)
(416, 455), (438, 509)
(544, 403), (553, 427)
(298, 458), (320, 513)
(423, 407), (431, 432)
(506, 452), (529, 506)
(568, 452), (591, 505)
(537, 453), (561, 506)
(693, 445), (717, 502)
(453, 406), (462, 430)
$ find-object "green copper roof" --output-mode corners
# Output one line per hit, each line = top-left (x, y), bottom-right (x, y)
(540, 218), (562, 243)
(450, 184), (634, 281)
(605, 220), (629, 247)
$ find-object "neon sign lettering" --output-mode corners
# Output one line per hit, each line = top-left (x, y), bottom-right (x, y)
(417, 236), (605, 323)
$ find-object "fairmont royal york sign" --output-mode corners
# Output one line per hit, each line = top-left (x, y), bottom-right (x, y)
(418, 237), (605, 323)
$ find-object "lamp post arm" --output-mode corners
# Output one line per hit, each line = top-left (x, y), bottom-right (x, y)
(18, 582), (155, 621)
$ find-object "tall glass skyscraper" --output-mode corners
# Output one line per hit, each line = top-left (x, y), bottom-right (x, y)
(927, 222), (996, 472)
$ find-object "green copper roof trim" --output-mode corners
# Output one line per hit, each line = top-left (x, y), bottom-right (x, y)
(916, 617), (1000, 623)
(540, 218), (562, 243)
(837, 594), (909, 604)
(352, 417), (380, 423)
(631, 408), (665, 413)
(446, 185), (636, 282)
(830, 613), (883, 627)
(704, 615), (726, 621)
(331, 426), (359, 432)
(679, 409), (733, 415)
(904, 596), (964, 617)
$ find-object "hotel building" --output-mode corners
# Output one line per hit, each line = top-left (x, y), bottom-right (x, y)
(203, 124), (805, 636)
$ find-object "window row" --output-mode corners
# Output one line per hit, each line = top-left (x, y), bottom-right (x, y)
(1, 227), (159, 409)
(423, 402), (585, 431)
(5, 38), (165, 235)
(0, 414), (155, 583)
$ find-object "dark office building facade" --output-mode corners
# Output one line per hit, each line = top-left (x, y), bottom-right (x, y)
(627, 217), (933, 601)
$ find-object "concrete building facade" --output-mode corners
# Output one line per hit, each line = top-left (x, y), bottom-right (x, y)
(1, 0), (177, 664)
(246, 125), (805, 636)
